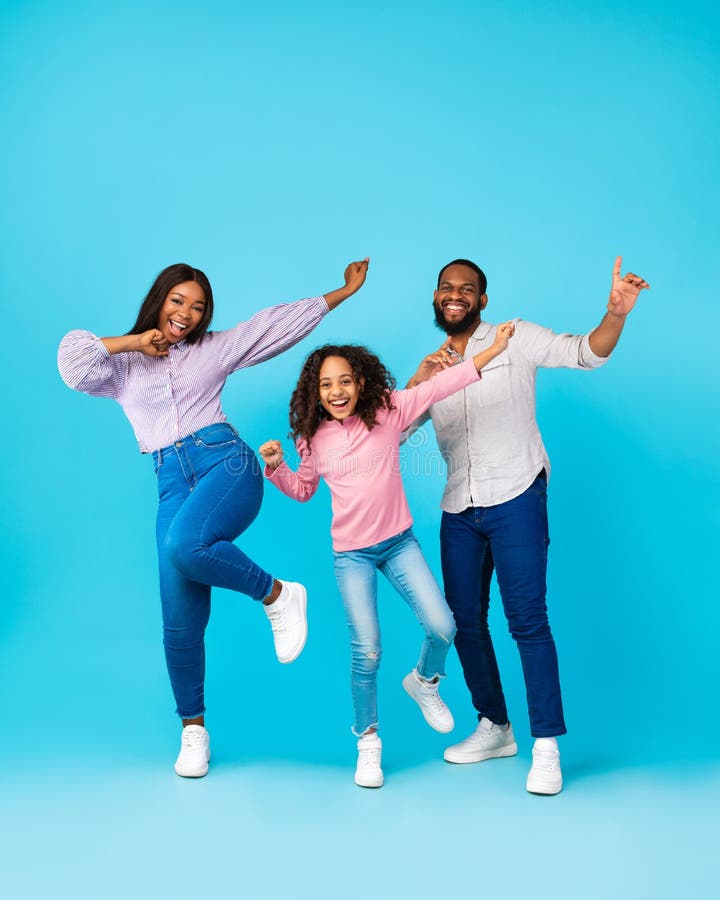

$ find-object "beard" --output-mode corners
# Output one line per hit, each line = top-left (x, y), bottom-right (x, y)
(433, 301), (481, 336)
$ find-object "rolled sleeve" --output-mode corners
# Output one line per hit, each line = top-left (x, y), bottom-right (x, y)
(578, 332), (610, 368)
(517, 320), (608, 370)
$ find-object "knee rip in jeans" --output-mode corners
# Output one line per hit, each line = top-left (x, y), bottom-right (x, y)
(353, 648), (382, 674)
(428, 627), (455, 646)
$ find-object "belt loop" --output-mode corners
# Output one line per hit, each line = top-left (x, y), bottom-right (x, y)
(158, 447), (163, 467)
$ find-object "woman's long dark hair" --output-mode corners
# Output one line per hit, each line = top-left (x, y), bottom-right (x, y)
(290, 344), (396, 451)
(128, 263), (214, 344)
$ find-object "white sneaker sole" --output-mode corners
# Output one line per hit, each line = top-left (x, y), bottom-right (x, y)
(174, 754), (210, 778)
(278, 584), (308, 664)
(443, 742), (518, 764)
(526, 777), (562, 795)
(355, 773), (384, 788)
(402, 674), (455, 733)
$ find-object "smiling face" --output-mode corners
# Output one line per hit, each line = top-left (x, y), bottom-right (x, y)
(433, 263), (487, 336)
(318, 356), (364, 422)
(156, 281), (207, 344)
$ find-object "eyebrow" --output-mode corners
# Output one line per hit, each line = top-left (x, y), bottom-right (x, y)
(171, 291), (205, 304)
(439, 281), (476, 288)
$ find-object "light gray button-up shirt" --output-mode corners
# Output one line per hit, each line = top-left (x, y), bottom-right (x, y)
(414, 319), (608, 511)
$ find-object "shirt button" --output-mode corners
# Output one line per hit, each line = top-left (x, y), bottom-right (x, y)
(175, 442), (182, 447)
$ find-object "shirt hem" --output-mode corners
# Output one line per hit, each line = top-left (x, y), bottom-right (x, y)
(331, 518), (415, 553)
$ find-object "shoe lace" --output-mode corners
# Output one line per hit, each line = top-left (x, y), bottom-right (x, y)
(469, 722), (498, 743)
(420, 682), (446, 711)
(182, 729), (205, 751)
(359, 746), (381, 768)
(533, 749), (559, 772)
(266, 602), (287, 633)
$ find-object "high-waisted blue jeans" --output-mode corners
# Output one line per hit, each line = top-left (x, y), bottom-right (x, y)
(152, 423), (273, 719)
(440, 472), (566, 738)
(333, 528), (457, 736)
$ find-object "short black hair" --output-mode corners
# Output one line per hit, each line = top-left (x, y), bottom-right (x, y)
(437, 258), (487, 295)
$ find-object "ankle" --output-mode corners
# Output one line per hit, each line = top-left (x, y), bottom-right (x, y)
(263, 579), (283, 605)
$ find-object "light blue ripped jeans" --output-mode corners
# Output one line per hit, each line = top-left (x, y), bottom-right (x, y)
(333, 528), (457, 736)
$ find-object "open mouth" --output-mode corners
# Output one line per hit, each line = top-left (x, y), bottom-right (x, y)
(168, 319), (189, 338)
(329, 398), (350, 411)
(442, 301), (469, 314)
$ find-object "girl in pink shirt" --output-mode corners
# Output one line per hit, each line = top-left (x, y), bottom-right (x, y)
(259, 324), (514, 787)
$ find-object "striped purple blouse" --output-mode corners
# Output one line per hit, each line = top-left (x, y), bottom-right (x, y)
(58, 296), (329, 453)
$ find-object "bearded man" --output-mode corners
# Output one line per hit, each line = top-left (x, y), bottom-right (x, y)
(407, 257), (649, 794)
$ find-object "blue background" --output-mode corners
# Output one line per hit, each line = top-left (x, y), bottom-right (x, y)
(1, 1), (718, 897)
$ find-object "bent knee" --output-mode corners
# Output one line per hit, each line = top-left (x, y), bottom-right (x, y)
(426, 615), (457, 645)
(164, 531), (206, 574)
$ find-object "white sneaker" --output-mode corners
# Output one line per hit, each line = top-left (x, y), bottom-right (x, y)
(443, 717), (518, 763)
(526, 738), (562, 795)
(355, 733), (383, 788)
(402, 669), (455, 733)
(174, 725), (210, 778)
(264, 581), (308, 663)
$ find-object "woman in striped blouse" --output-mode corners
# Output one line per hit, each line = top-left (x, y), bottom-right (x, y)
(58, 258), (369, 778)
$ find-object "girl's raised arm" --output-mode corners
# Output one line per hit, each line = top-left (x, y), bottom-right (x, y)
(260, 439), (320, 503)
(393, 321), (516, 431)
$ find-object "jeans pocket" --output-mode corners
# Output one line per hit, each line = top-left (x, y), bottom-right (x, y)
(195, 424), (239, 448)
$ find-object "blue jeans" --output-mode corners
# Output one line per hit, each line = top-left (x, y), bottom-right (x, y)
(333, 528), (457, 736)
(152, 423), (274, 719)
(440, 473), (566, 738)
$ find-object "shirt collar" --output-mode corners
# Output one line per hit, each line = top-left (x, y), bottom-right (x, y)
(467, 321), (493, 343)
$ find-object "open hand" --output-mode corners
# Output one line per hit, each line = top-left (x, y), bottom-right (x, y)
(343, 258), (370, 295)
(492, 321), (515, 352)
(608, 256), (650, 317)
(137, 329), (169, 357)
(258, 440), (284, 471)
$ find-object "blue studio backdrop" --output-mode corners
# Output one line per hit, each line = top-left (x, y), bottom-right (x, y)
(1, 1), (718, 898)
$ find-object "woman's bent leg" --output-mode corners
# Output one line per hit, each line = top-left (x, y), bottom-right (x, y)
(164, 450), (273, 601)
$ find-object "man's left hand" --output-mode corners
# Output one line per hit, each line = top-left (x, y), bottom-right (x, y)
(608, 256), (650, 317)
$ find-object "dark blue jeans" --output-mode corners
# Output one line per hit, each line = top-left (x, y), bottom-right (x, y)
(440, 473), (566, 738)
(152, 423), (274, 719)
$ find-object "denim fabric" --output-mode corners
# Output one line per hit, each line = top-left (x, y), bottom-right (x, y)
(153, 423), (273, 718)
(333, 528), (456, 736)
(440, 473), (567, 738)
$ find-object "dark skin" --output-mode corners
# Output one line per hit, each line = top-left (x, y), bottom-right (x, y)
(408, 256), (650, 386)
(103, 260), (371, 731)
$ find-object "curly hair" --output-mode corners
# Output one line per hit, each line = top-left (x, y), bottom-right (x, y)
(289, 344), (396, 450)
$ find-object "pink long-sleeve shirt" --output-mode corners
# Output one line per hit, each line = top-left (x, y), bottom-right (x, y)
(267, 358), (482, 552)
